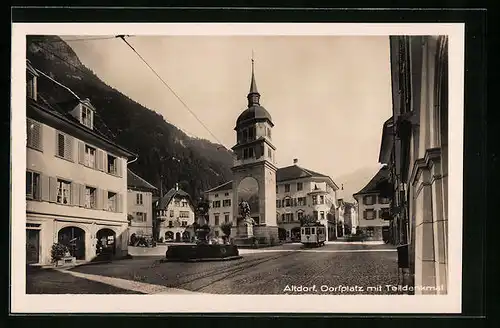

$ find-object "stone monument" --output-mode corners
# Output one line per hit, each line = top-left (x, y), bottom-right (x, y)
(234, 201), (255, 239)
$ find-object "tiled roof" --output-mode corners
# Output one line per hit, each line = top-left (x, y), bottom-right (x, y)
(127, 169), (157, 191)
(277, 165), (330, 182)
(156, 188), (192, 209)
(205, 181), (233, 193)
(353, 166), (390, 196)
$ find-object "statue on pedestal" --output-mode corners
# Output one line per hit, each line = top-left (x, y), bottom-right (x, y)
(236, 201), (255, 238)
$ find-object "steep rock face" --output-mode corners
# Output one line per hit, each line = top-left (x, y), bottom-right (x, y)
(26, 35), (233, 201)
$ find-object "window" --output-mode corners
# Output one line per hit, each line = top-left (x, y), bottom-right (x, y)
(242, 129), (248, 141)
(181, 221), (187, 227)
(248, 126), (255, 140)
(267, 127), (271, 138)
(135, 212), (147, 222)
(380, 208), (391, 220)
(170, 210), (174, 217)
(379, 196), (391, 204)
(363, 195), (376, 205)
(284, 213), (294, 222)
(320, 211), (325, 220)
(56, 132), (73, 161)
(268, 149), (272, 159)
(312, 196), (318, 205)
(81, 105), (93, 129)
(276, 185), (279, 193)
(364, 209), (376, 220)
(84, 145), (96, 168)
(223, 199), (231, 207)
(179, 211), (190, 218)
(214, 214), (220, 226)
(243, 147), (254, 159)
(136, 193), (143, 205)
(313, 211), (319, 220)
(305, 227), (311, 235)
(297, 182), (303, 191)
(57, 179), (71, 205)
(174, 200), (180, 206)
(168, 220), (173, 227)
(27, 119), (42, 150)
(366, 227), (375, 237)
(26, 171), (40, 199)
(213, 200), (221, 208)
(284, 198), (291, 207)
(297, 197), (306, 206)
(224, 214), (230, 223)
(311, 228), (316, 235)
(276, 200), (281, 208)
(107, 154), (118, 175)
(284, 184), (290, 192)
(224, 192), (229, 197)
(320, 195), (324, 204)
(215, 193), (219, 198)
(297, 211), (304, 221)
(107, 192), (117, 212)
(181, 200), (188, 207)
(84, 186), (96, 208)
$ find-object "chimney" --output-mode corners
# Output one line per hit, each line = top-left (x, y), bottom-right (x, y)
(293, 158), (298, 165)
(175, 183), (179, 191)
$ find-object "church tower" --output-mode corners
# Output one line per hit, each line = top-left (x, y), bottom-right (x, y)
(231, 58), (278, 244)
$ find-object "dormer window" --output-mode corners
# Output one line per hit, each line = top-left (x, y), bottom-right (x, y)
(80, 104), (94, 129)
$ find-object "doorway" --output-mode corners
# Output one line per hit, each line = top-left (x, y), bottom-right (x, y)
(26, 229), (40, 264)
(96, 228), (116, 256)
(58, 226), (86, 260)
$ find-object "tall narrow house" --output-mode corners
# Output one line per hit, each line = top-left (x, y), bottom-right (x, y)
(25, 60), (136, 265)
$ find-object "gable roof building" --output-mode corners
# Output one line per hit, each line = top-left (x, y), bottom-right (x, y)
(127, 169), (157, 192)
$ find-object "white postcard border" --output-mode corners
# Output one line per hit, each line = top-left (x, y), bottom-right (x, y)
(11, 22), (464, 314)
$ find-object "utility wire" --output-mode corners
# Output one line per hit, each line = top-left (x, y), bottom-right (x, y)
(116, 35), (228, 151)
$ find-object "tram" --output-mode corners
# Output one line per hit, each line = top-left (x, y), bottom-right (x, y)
(300, 222), (326, 247)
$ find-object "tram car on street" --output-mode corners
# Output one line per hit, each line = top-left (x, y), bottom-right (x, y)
(300, 222), (326, 247)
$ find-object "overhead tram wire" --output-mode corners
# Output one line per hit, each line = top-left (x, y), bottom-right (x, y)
(115, 35), (229, 151)
(30, 40), (118, 140)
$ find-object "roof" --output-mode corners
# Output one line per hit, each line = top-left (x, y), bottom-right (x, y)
(353, 166), (390, 197)
(236, 105), (273, 128)
(127, 169), (157, 191)
(378, 116), (394, 164)
(205, 181), (233, 193)
(156, 188), (192, 209)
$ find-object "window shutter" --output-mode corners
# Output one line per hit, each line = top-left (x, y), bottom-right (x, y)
(96, 150), (103, 171)
(71, 182), (79, 206)
(49, 176), (58, 202)
(102, 189), (108, 211)
(116, 157), (122, 177)
(78, 141), (85, 164)
(65, 136), (74, 161)
(117, 193), (122, 213)
(41, 174), (50, 202)
(96, 188), (103, 210)
(79, 184), (86, 207)
(363, 211), (367, 219)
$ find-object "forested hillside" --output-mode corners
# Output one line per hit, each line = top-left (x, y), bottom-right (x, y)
(26, 35), (233, 201)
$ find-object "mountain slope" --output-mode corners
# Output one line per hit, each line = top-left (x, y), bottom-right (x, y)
(26, 35), (233, 201)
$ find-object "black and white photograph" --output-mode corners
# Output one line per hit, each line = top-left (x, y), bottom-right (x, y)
(11, 22), (465, 313)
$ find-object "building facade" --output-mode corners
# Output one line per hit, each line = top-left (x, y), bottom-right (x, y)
(205, 182), (233, 238)
(378, 36), (449, 294)
(353, 166), (392, 241)
(155, 184), (196, 242)
(127, 169), (157, 242)
(26, 61), (136, 266)
(205, 159), (340, 242)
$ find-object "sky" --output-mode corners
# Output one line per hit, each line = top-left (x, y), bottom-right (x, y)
(61, 35), (392, 200)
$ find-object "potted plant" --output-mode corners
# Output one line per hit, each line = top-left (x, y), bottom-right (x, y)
(51, 243), (70, 266)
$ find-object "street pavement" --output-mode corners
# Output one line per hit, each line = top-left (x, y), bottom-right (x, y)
(26, 242), (400, 295)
